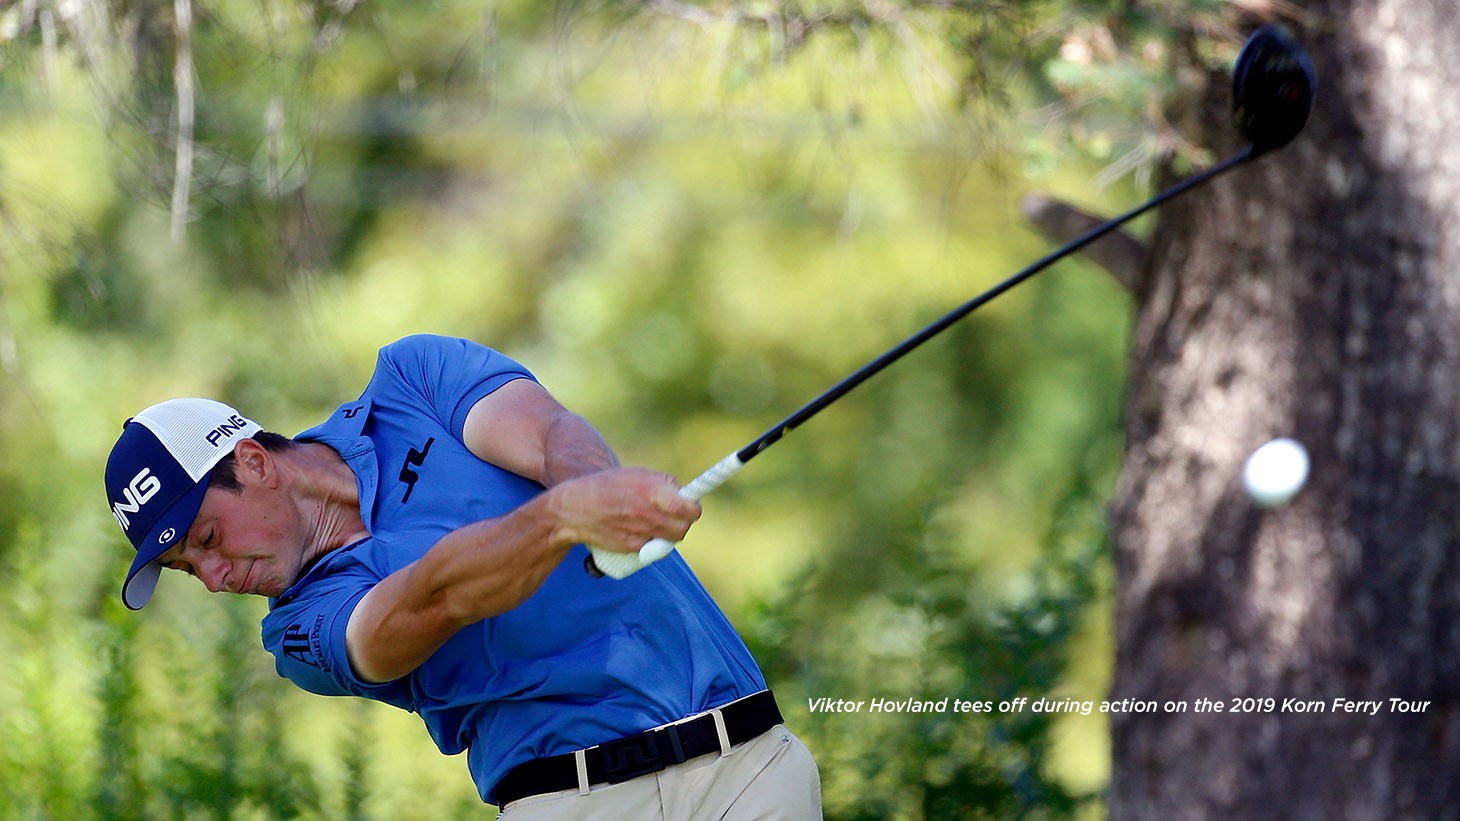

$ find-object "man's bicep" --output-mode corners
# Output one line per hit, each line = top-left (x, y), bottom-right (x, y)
(460, 378), (566, 483)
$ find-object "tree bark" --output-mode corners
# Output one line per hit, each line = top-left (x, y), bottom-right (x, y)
(1110, 1), (1460, 818)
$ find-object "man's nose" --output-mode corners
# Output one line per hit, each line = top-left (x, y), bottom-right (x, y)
(195, 555), (231, 594)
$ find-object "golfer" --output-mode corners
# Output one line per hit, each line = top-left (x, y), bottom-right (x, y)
(104, 334), (821, 817)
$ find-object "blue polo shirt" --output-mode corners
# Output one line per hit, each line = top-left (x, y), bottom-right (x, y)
(259, 335), (766, 804)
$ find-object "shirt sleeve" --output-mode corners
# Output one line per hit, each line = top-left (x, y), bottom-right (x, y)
(261, 560), (415, 710)
(370, 334), (537, 441)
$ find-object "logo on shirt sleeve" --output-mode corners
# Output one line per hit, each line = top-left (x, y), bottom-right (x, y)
(282, 615), (331, 671)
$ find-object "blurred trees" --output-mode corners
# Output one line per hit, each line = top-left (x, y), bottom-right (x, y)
(0, 1), (1309, 818)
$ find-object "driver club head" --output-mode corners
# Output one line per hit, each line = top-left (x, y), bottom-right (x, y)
(1232, 25), (1316, 156)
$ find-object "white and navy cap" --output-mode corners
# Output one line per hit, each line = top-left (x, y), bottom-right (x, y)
(105, 398), (262, 610)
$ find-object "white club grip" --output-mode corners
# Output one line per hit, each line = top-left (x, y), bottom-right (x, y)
(587, 453), (745, 579)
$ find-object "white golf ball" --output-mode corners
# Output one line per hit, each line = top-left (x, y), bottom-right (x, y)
(1242, 437), (1310, 508)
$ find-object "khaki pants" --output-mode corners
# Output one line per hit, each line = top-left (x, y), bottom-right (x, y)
(498, 725), (822, 820)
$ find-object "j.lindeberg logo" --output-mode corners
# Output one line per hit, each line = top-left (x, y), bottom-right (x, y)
(398, 437), (435, 504)
(112, 468), (161, 531)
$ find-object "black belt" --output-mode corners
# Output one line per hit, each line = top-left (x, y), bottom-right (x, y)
(493, 690), (783, 806)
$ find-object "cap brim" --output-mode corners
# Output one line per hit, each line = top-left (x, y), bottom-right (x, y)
(121, 478), (211, 610)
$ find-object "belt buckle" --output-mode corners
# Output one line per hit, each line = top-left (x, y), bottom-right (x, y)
(597, 730), (665, 784)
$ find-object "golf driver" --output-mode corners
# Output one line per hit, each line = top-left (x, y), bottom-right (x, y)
(588, 24), (1315, 579)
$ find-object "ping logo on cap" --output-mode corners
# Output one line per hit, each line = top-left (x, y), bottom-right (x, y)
(206, 415), (252, 447)
(111, 468), (162, 531)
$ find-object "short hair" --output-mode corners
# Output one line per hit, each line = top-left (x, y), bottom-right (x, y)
(207, 431), (297, 491)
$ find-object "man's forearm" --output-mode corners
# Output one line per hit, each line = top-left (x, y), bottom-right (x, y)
(347, 494), (573, 683)
(540, 411), (620, 486)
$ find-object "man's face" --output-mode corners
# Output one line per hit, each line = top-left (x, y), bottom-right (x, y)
(154, 475), (304, 599)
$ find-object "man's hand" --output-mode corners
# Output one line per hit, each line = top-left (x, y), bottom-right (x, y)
(545, 468), (702, 553)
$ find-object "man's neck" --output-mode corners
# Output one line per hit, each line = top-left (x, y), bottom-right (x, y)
(291, 442), (371, 568)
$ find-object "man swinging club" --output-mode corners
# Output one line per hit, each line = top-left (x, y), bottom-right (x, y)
(104, 334), (822, 817)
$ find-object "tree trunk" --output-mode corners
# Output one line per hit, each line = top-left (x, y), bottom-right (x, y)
(1110, 1), (1460, 817)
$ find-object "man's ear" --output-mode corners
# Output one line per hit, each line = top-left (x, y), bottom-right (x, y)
(232, 438), (277, 486)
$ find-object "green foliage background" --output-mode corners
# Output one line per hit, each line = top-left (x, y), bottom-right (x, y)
(0, 1), (1238, 817)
